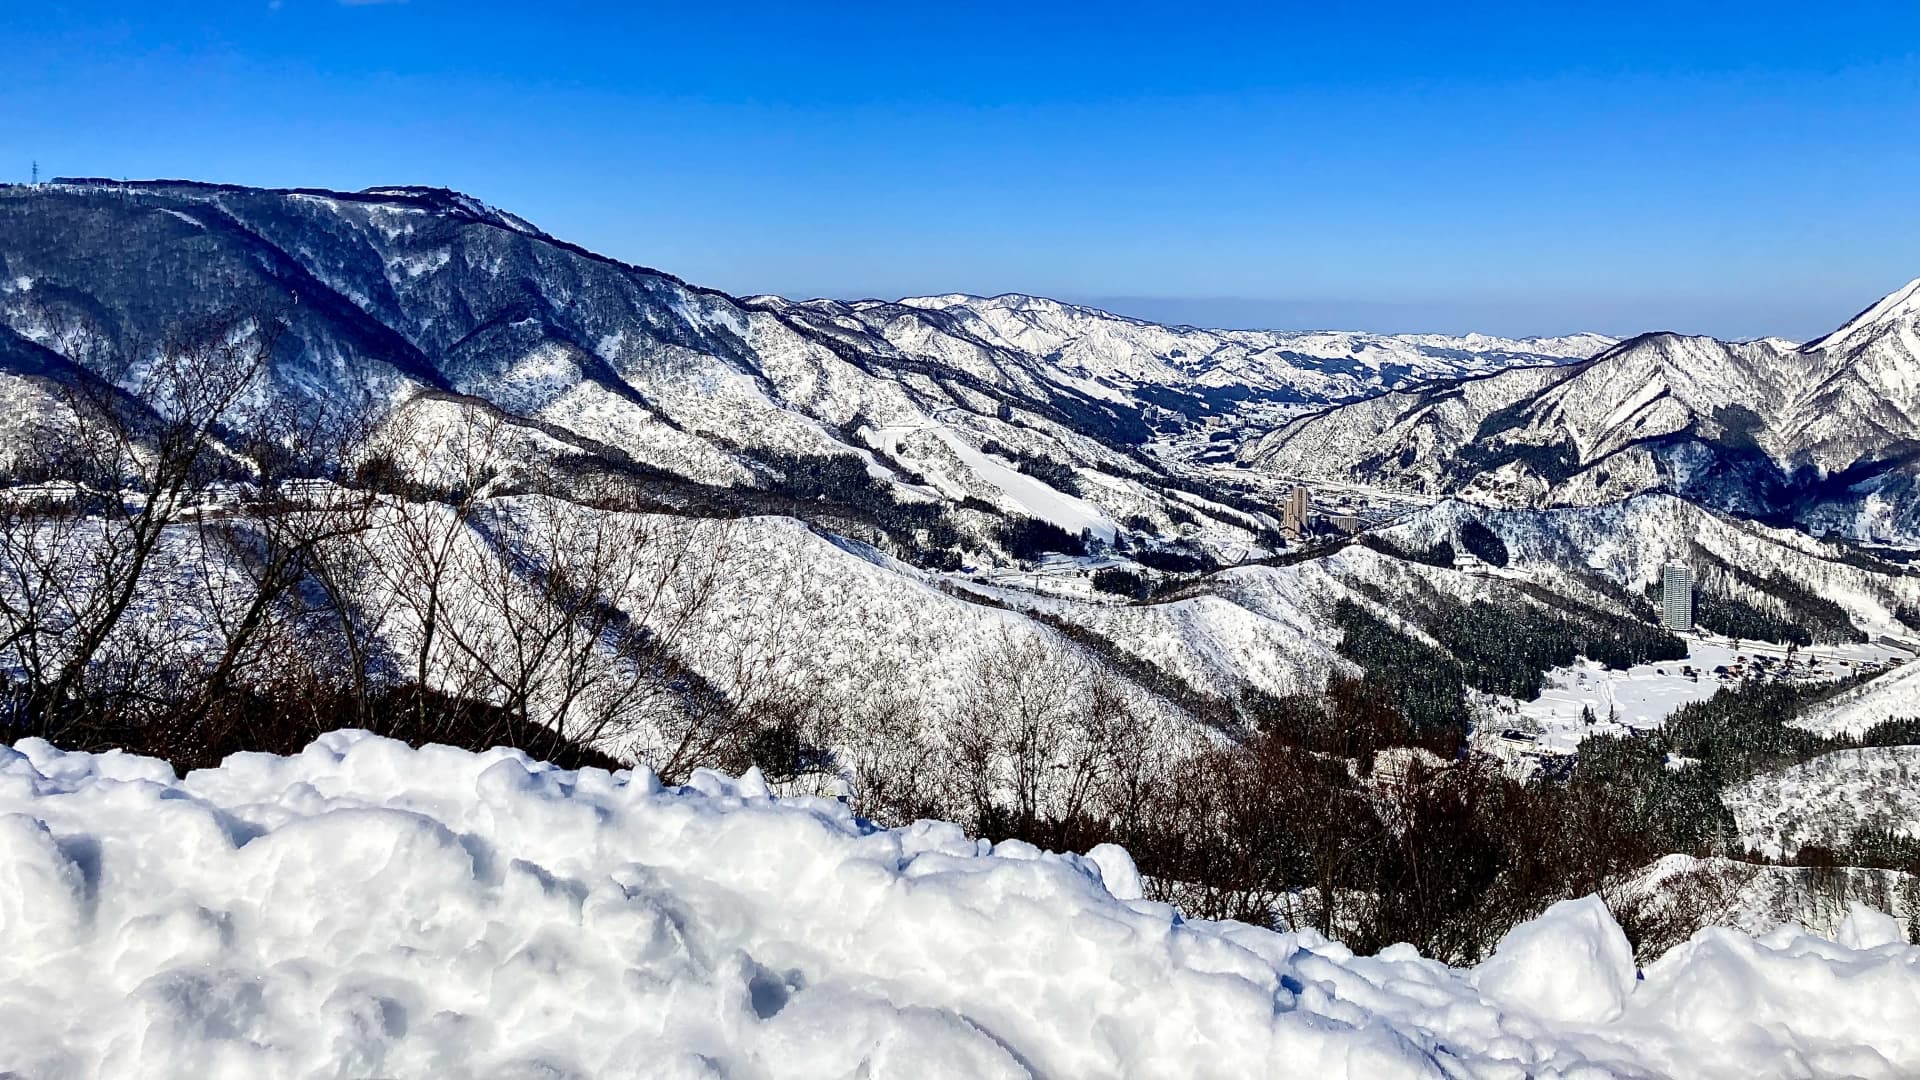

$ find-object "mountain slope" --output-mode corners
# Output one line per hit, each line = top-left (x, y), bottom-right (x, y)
(1727, 745), (1920, 859)
(0, 180), (1614, 568)
(1241, 280), (1920, 541)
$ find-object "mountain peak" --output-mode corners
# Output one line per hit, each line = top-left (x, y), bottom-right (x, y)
(36, 177), (548, 239)
(1805, 276), (1920, 354)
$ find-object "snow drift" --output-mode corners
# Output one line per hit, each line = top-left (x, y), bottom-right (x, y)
(2, 733), (1917, 1079)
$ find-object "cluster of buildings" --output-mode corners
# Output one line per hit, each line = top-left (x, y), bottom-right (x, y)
(1280, 484), (1363, 539)
(1282, 485), (1311, 535)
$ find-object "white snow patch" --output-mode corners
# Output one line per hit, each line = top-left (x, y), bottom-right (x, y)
(930, 427), (1118, 542)
(1795, 654), (1920, 738)
(1474, 895), (1638, 1024)
(4, 734), (1920, 1078)
(1839, 904), (1908, 951)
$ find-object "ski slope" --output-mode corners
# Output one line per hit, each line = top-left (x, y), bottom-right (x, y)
(930, 427), (1118, 542)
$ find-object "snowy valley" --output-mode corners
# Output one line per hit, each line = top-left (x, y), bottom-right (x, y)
(1, 178), (1919, 1077)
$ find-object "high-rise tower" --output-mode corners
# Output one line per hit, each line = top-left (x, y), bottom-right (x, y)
(1660, 563), (1694, 632)
(1283, 485), (1311, 535)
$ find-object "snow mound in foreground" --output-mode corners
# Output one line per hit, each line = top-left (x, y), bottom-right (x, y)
(2, 733), (1918, 1079)
(1474, 895), (1638, 1024)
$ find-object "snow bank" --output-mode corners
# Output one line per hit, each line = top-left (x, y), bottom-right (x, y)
(1474, 895), (1638, 1023)
(3, 733), (1919, 1079)
(1840, 903), (1908, 951)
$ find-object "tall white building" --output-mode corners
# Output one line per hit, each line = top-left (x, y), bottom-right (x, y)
(1661, 563), (1695, 632)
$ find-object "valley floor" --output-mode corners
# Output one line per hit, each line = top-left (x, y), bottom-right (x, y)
(1479, 633), (1913, 760)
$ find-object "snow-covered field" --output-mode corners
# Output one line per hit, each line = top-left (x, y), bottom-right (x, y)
(3, 732), (1919, 1080)
(1482, 635), (1910, 756)
(1796, 658), (1920, 738)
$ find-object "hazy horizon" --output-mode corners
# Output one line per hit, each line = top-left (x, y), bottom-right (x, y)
(10, 172), (1900, 342)
(7, 1), (1915, 341)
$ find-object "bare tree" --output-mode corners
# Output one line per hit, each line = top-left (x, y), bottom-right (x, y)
(174, 395), (381, 730)
(306, 515), (399, 729)
(0, 312), (275, 741)
(355, 404), (508, 739)
(949, 629), (1181, 844)
(832, 673), (948, 822)
(431, 497), (728, 759)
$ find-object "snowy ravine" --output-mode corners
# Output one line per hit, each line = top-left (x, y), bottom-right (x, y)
(3, 733), (1918, 1079)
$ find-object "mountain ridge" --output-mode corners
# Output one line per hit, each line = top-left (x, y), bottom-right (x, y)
(1242, 276), (1920, 542)
(0, 178), (1607, 571)
(7, 177), (1913, 549)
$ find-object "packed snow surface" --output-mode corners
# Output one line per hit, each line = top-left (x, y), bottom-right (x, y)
(4, 733), (1920, 1079)
(1472, 896), (1638, 1024)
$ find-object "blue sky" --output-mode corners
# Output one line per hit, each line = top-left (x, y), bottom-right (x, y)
(3, 2), (1918, 338)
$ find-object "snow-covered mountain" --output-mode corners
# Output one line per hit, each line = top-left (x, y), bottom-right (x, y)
(4, 178), (1918, 992)
(6, 179), (1916, 697)
(1241, 278), (1920, 542)
(0, 179), (1618, 565)
(770, 290), (1610, 430)
(3, 180), (1913, 715)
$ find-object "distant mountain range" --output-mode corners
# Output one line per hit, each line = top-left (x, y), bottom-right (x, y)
(760, 290), (1610, 432)
(2, 178), (1914, 547)
(0, 178), (1617, 555)
(1243, 279), (1920, 542)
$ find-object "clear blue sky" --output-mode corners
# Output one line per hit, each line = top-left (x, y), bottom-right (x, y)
(4, 2), (1918, 338)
